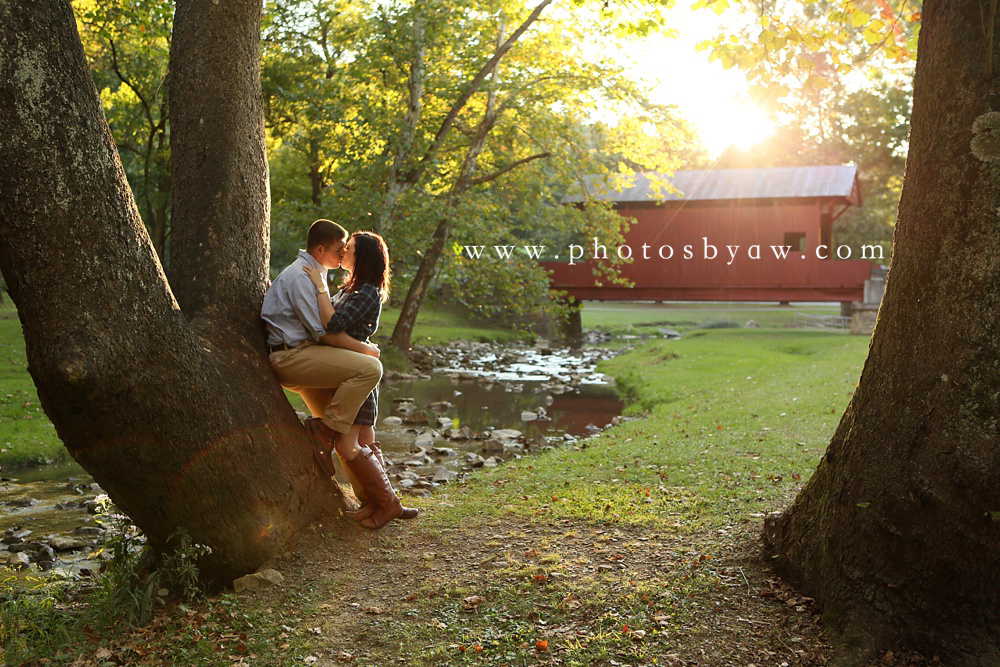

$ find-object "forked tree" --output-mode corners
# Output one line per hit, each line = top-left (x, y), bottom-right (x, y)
(764, 1), (1000, 664)
(0, 0), (341, 584)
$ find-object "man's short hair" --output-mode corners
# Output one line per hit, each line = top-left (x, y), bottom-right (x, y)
(306, 219), (348, 250)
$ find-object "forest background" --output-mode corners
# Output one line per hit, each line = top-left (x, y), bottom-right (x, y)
(65, 0), (913, 349)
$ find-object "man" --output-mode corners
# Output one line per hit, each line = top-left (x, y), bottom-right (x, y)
(261, 219), (381, 472)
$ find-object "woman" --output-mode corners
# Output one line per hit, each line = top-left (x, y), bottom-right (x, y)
(304, 231), (417, 529)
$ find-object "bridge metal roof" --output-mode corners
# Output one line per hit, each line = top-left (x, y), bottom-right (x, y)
(563, 165), (860, 205)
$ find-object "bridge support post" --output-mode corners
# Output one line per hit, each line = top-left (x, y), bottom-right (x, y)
(558, 297), (583, 346)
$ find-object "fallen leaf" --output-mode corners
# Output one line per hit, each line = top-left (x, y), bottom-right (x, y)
(461, 595), (484, 611)
(336, 650), (353, 663)
(561, 594), (582, 609)
(535, 640), (548, 652)
(364, 606), (382, 615)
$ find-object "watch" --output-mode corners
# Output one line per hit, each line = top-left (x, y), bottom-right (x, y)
(316, 287), (328, 295)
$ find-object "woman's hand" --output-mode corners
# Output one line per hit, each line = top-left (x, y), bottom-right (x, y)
(363, 342), (380, 358)
(302, 266), (326, 290)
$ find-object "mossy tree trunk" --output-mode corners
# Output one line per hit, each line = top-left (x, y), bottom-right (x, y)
(0, 0), (342, 585)
(763, 2), (1000, 664)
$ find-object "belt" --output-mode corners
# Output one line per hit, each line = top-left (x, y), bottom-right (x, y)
(268, 343), (297, 354)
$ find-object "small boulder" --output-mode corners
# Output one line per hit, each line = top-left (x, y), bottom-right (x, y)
(482, 439), (504, 454)
(464, 453), (486, 468)
(48, 536), (91, 552)
(233, 568), (284, 592)
(6, 552), (31, 570)
(431, 467), (458, 484)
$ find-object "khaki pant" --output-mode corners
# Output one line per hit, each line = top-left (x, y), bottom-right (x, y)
(269, 342), (382, 433)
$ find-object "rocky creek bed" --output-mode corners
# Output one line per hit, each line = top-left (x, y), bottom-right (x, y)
(1, 339), (627, 578)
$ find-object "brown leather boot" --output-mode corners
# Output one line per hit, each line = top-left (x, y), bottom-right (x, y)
(341, 444), (417, 521)
(303, 418), (337, 478)
(369, 441), (387, 468)
(338, 451), (375, 521)
(343, 447), (419, 529)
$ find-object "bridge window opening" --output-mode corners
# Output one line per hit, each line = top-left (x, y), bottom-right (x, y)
(783, 232), (807, 252)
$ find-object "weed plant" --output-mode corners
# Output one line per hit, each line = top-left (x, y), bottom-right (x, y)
(0, 497), (210, 663)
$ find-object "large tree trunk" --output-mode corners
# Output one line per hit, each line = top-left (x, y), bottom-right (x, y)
(763, 2), (1000, 664)
(0, 0), (341, 585)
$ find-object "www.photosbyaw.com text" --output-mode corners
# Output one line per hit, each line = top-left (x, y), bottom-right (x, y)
(462, 237), (885, 266)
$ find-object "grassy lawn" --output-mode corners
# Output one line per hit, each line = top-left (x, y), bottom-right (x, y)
(581, 301), (846, 334)
(0, 300), (64, 468)
(377, 302), (533, 347)
(3, 324), (877, 666)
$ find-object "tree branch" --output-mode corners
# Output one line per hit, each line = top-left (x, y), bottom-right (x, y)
(108, 38), (155, 130)
(403, 0), (553, 183)
(469, 152), (551, 186)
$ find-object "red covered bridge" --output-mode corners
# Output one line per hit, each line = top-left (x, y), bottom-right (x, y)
(542, 165), (881, 303)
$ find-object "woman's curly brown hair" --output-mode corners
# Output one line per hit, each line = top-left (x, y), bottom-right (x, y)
(341, 231), (391, 303)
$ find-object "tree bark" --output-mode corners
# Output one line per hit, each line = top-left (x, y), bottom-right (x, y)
(763, 2), (1000, 663)
(309, 138), (323, 206)
(0, 0), (341, 585)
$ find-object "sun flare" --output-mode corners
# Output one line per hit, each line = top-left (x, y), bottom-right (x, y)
(690, 100), (776, 155)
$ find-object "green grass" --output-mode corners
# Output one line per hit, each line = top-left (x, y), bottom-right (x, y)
(581, 301), (846, 335)
(0, 311), (65, 469)
(377, 302), (533, 347)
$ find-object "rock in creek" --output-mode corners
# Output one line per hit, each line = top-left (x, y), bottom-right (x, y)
(464, 453), (486, 468)
(482, 439), (505, 454)
(6, 552), (31, 570)
(431, 467), (458, 484)
(2, 528), (31, 543)
(48, 536), (92, 552)
(489, 429), (522, 440)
